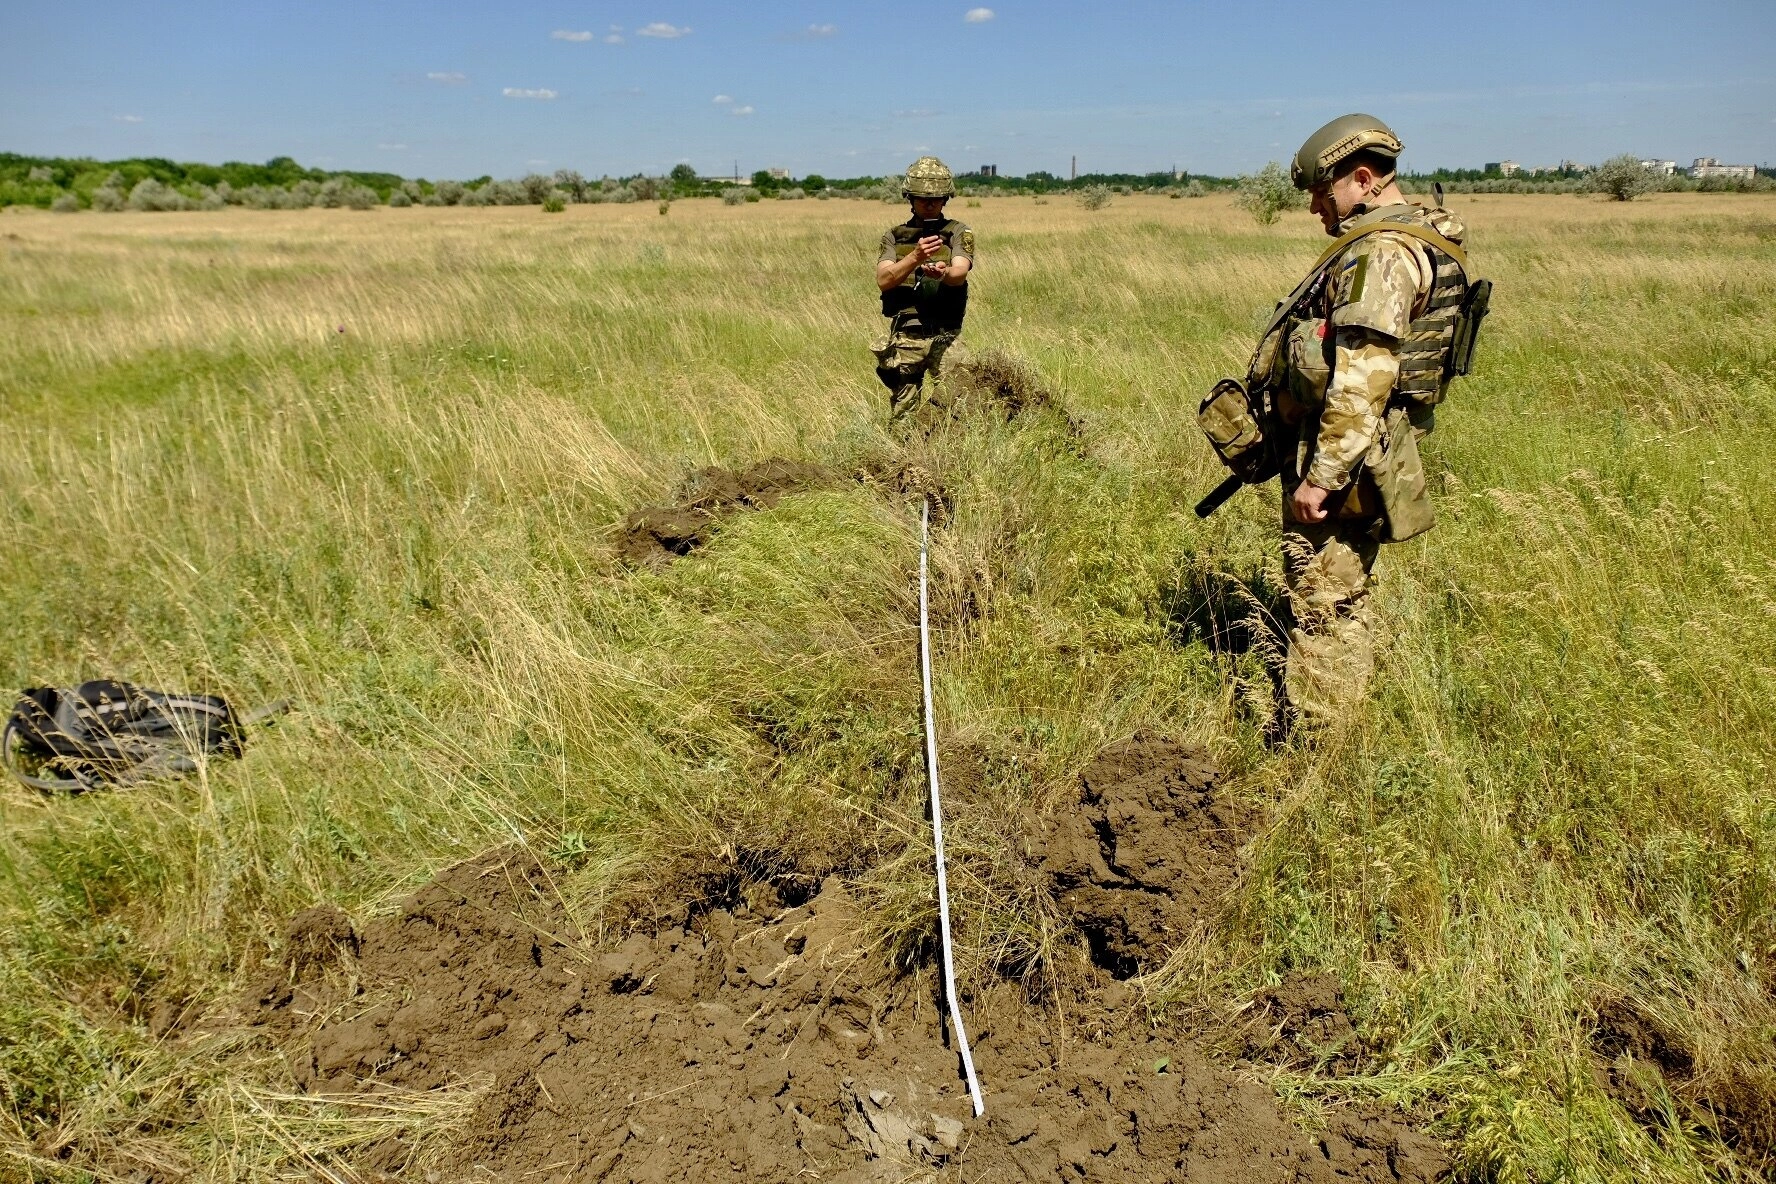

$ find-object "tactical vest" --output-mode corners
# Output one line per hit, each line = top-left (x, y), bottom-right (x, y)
(882, 218), (969, 330)
(1255, 206), (1484, 409)
(1385, 217), (1471, 405)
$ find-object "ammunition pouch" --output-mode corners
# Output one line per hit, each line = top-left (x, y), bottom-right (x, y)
(1198, 378), (1277, 482)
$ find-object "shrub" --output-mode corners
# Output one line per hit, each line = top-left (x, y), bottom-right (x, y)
(50, 191), (81, 213)
(1235, 161), (1306, 225)
(434, 180), (465, 206)
(27, 165), (56, 183)
(1186, 179), (1207, 198)
(542, 193), (566, 213)
(630, 177), (661, 201)
(745, 190), (762, 203)
(90, 187), (125, 212)
(1077, 185), (1111, 211)
(462, 185), (494, 207)
(388, 190), (413, 208)
(780, 187), (807, 201)
(199, 189), (227, 211)
(607, 185), (637, 204)
(127, 178), (191, 212)
(658, 200), (670, 215)
(721, 188), (746, 206)
(1590, 154), (1657, 201)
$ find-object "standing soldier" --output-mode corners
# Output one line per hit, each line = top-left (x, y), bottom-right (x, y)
(1199, 114), (1488, 737)
(872, 157), (975, 428)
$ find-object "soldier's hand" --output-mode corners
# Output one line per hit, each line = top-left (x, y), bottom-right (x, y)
(913, 235), (945, 262)
(918, 260), (948, 279)
(1290, 481), (1331, 523)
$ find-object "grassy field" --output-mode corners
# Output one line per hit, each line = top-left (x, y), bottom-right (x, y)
(2, 191), (1774, 1182)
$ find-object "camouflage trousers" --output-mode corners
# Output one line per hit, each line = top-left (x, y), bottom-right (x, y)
(1280, 513), (1382, 729)
(871, 314), (958, 425)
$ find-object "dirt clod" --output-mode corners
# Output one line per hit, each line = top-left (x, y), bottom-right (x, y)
(618, 458), (833, 563)
(255, 839), (1442, 1183)
(1029, 734), (1258, 978)
(1244, 973), (1367, 1074)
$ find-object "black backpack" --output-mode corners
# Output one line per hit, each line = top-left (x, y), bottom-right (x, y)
(3, 681), (277, 794)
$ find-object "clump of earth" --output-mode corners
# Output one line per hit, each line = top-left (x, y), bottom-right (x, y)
(1026, 734), (1260, 979)
(617, 458), (834, 564)
(250, 739), (1448, 1182)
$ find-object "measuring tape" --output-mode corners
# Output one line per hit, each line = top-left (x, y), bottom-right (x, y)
(919, 495), (985, 1117)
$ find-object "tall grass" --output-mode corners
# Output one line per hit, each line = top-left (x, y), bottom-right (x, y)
(1, 194), (1773, 1180)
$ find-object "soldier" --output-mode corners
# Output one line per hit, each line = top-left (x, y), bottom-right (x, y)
(872, 157), (975, 427)
(1258, 115), (1477, 734)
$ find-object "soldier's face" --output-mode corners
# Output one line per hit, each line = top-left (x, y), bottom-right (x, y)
(911, 196), (948, 220)
(1310, 170), (1372, 233)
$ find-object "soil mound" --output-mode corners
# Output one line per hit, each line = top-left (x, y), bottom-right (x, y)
(948, 351), (1057, 419)
(1590, 997), (1775, 1166)
(618, 458), (833, 564)
(1028, 735), (1260, 978)
(254, 843), (1444, 1183)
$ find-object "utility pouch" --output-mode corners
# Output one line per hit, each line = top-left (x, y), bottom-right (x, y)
(1448, 278), (1492, 378)
(1197, 378), (1272, 480)
(1369, 407), (1436, 542)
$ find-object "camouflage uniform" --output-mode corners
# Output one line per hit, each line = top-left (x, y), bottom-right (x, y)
(873, 217), (976, 424)
(1274, 203), (1469, 724)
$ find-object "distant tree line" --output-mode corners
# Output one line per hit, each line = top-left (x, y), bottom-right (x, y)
(3, 151), (1768, 213)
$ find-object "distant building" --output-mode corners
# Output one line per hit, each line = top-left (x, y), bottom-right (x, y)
(1690, 156), (1755, 180)
(1560, 160), (1590, 174)
(1640, 159), (1678, 176)
(767, 167), (790, 180)
(980, 164), (997, 177)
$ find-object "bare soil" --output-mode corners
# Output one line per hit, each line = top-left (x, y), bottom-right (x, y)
(251, 738), (1447, 1182)
(617, 459), (834, 563)
(1026, 735), (1259, 979)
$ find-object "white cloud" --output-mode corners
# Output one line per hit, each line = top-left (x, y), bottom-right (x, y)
(636, 22), (690, 38)
(377, 143), (407, 151)
(114, 114), (144, 123)
(712, 94), (733, 104)
(964, 7), (995, 21)
(502, 87), (559, 100)
(806, 23), (838, 36)
(604, 32), (624, 43)
(551, 29), (592, 41)
(730, 105), (755, 116)
(426, 71), (467, 84)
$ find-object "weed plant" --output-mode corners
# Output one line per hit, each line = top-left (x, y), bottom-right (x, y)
(0, 194), (1773, 1180)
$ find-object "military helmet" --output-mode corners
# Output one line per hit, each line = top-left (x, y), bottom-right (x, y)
(902, 156), (956, 199)
(1290, 114), (1403, 190)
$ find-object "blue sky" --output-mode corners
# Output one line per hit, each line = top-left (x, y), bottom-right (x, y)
(4, 0), (1772, 180)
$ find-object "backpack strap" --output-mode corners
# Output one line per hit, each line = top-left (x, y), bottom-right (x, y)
(2, 714), (97, 793)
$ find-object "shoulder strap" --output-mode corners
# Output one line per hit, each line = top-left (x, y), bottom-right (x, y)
(1256, 215), (1470, 346)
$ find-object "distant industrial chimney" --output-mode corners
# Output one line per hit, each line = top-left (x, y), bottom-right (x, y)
(1071, 155), (1077, 181)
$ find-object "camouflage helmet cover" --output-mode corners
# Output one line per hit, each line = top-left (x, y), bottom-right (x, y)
(1290, 114), (1403, 190)
(902, 156), (956, 199)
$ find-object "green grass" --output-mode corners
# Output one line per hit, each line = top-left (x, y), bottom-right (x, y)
(1, 194), (1773, 1180)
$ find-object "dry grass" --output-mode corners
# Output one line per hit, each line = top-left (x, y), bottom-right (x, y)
(1, 192), (1773, 1180)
